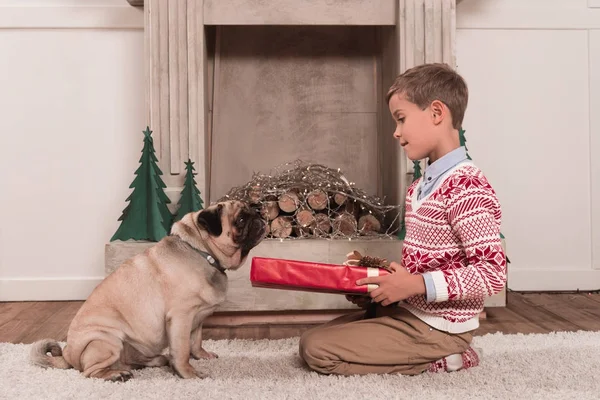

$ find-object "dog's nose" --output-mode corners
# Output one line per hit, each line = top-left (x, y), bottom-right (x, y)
(252, 217), (267, 235)
(247, 204), (261, 216)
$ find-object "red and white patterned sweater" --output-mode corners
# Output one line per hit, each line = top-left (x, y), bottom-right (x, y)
(399, 162), (507, 333)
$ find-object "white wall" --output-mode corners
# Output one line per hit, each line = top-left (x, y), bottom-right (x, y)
(456, 0), (600, 290)
(0, 0), (145, 300)
(1, 0), (599, 301)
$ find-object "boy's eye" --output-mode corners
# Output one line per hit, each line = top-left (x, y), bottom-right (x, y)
(397, 117), (405, 123)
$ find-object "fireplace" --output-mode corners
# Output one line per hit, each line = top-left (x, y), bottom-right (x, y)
(109, 0), (505, 309)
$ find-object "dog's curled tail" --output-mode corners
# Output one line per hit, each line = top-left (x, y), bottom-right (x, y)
(29, 339), (72, 369)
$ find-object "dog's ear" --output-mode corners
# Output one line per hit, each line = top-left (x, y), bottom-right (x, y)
(197, 205), (223, 236)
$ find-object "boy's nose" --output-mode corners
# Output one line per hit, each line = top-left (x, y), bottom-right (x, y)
(393, 128), (402, 139)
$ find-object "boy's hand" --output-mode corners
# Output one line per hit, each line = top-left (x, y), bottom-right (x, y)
(355, 262), (426, 306)
(345, 294), (372, 309)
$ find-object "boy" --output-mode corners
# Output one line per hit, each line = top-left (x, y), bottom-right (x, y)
(298, 63), (507, 376)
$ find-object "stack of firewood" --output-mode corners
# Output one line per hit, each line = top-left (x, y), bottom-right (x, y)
(247, 186), (383, 239)
(219, 161), (401, 239)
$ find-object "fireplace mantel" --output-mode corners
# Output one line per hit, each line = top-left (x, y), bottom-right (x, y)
(128, 0), (409, 26)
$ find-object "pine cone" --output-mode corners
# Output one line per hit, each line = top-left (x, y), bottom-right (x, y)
(343, 251), (392, 272)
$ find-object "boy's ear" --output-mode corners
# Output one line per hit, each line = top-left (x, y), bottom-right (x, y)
(430, 100), (446, 126)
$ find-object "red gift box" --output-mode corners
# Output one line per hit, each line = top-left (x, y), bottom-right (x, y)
(250, 257), (391, 295)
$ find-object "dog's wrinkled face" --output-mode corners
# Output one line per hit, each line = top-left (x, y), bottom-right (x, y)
(194, 200), (266, 270)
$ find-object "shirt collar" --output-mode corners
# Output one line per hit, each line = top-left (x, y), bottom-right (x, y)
(424, 146), (468, 181)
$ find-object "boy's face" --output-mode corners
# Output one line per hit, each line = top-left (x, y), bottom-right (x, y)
(388, 93), (437, 161)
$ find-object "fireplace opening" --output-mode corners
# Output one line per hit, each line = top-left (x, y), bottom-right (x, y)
(207, 25), (402, 238)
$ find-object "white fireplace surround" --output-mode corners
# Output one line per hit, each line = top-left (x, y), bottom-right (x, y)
(107, 0), (505, 309)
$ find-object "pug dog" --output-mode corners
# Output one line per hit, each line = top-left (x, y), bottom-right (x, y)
(29, 200), (266, 381)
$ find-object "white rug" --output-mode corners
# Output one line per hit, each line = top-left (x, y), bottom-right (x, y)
(1, 331), (599, 400)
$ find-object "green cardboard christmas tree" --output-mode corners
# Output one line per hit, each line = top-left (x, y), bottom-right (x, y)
(412, 160), (422, 180)
(111, 127), (173, 242)
(174, 159), (204, 222)
(459, 128), (472, 160)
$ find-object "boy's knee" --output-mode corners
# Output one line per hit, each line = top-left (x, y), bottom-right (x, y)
(298, 330), (316, 363)
(298, 330), (336, 373)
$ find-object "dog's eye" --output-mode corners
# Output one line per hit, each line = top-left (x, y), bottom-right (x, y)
(238, 217), (245, 225)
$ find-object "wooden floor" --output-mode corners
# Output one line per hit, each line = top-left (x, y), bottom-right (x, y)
(1, 292), (600, 344)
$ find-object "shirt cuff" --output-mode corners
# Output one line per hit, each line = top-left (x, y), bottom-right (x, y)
(422, 272), (436, 302)
(428, 270), (450, 302)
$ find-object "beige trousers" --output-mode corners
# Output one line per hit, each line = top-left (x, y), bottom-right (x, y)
(299, 306), (473, 376)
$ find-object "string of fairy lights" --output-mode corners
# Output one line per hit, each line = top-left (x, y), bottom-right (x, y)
(219, 160), (403, 240)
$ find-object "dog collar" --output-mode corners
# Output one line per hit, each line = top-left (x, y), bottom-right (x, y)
(195, 249), (226, 274)
(170, 234), (226, 274)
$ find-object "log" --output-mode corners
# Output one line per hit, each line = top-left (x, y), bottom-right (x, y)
(270, 216), (293, 238)
(294, 208), (316, 237)
(260, 200), (280, 221)
(313, 213), (332, 237)
(358, 213), (381, 234)
(307, 189), (328, 211)
(278, 190), (300, 213)
(343, 200), (360, 219)
(333, 192), (347, 207)
(296, 209), (316, 229)
(332, 212), (357, 236)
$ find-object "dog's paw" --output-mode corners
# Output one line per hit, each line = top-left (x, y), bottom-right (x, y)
(106, 370), (133, 383)
(172, 362), (207, 379)
(191, 349), (218, 360)
(194, 369), (209, 379)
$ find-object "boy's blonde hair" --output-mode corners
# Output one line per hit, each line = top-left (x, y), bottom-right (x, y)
(386, 63), (468, 129)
